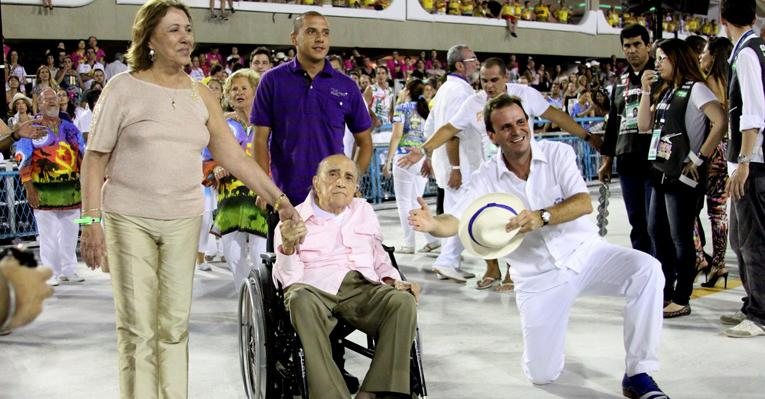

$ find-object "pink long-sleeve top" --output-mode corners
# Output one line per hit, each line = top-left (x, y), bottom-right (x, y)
(273, 194), (401, 295)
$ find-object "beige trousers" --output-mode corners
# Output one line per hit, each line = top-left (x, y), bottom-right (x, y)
(284, 272), (417, 399)
(104, 212), (201, 399)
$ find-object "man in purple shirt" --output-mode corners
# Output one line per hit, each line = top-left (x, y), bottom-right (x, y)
(252, 11), (373, 205)
(276, 155), (419, 399)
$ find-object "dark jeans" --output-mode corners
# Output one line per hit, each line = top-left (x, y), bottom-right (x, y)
(648, 182), (703, 306)
(729, 164), (765, 325)
(618, 169), (654, 255)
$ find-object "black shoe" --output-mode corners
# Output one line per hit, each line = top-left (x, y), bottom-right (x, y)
(622, 373), (670, 398)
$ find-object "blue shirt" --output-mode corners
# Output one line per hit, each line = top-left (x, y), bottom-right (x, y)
(251, 58), (372, 204)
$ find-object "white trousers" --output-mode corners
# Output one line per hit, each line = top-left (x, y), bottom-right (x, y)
(221, 232), (267, 292)
(392, 154), (439, 248)
(198, 186), (219, 256)
(433, 185), (467, 267)
(34, 208), (80, 277)
(515, 242), (664, 384)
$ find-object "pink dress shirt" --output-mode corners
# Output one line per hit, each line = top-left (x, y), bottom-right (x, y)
(273, 194), (402, 295)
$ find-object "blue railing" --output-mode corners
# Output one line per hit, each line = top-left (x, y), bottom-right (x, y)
(0, 169), (37, 240)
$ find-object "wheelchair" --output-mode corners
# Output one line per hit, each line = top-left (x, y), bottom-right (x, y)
(238, 244), (428, 399)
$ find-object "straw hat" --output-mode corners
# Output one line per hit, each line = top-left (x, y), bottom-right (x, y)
(10, 93), (33, 112)
(458, 193), (527, 259)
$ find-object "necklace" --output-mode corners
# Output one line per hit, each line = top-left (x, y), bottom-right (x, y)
(151, 69), (179, 109)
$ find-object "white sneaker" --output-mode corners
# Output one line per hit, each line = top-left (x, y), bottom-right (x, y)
(197, 262), (213, 271)
(724, 319), (765, 338)
(720, 310), (747, 325)
(432, 265), (467, 283)
(58, 273), (84, 283)
(47, 276), (60, 286)
(458, 268), (476, 279)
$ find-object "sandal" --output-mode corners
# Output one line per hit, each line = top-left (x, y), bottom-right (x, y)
(476, 276), (500, 290)
(417, 242), (441, 253)
(495, 276), (515, 293)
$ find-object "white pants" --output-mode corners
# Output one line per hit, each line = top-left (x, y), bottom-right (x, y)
(34, 209), (80, 277)
(515, 242), (664, 384)
(198, 186), (220, 256)
(221, 232), (267, 292)
(392, 154), (439, 248)
(433, 185), (467, 268)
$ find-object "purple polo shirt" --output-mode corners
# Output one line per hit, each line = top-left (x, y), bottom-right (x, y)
(252, 58), (372, 204)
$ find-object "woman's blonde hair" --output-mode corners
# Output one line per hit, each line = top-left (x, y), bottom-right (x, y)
(223, 68), (261, 97)
(125, 0), (192, 72)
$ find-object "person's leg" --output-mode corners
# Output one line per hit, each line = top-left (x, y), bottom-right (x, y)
(197, 188), (214, 270)
(57, 209), (80, 277)
(433, 186), (465, 271)
(221, 231), (247, 290)
(619, 169), (653, 255)
(706, 145), (729, 269)
(392, 155), (417, 249)
(733, 172), (765, 326)
(246, 234), (267, 285)
(729, 196), (749, 314)
(665, 186), (704, 306)
(155, 216), (201, 399)
(516, 280), (577, 384)
(336, 273), (416, 395)
(104, 213), (162, 399)
(579, 242), (664, 376)
(284, 284), (349, 398)
(33, 209), (61, 277)
(647, 185), (674, 304)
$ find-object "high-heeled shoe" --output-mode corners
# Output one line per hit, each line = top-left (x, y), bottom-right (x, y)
(701, 266), (729, 289)
(694, 261), (711, 283)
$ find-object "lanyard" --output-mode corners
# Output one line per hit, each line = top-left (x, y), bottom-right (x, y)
(732, 30), (756, 60)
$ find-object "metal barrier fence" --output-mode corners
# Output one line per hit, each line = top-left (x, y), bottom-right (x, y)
(361, 117), (605, 204)
(0, 168), (37, 240)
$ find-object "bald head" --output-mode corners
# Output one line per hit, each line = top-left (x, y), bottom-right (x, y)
(313, 154), (358, 214)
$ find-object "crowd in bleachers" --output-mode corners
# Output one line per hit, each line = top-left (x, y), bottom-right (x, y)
(606, 5), (721, 37)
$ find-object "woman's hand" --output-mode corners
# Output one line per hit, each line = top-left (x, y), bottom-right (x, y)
(382, 160), (392, 178)
(212, 165), (229, 184)
(80, 223), (109, 272)
(641, 70), (656, 92)
(681, 162), (699, 182)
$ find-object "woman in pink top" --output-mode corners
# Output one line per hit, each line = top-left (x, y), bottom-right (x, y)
(78, 2), (304, 398)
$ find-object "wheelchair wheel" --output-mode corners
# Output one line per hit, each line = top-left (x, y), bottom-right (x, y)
(239, 271), (267, 399)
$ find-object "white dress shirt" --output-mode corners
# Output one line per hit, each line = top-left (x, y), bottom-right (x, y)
(423, 74), (475, 188)
(454, 139), (598, 292)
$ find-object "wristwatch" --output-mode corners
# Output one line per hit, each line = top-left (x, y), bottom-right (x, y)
(539, 209), (551, 226)
(737, 154), (752, 164)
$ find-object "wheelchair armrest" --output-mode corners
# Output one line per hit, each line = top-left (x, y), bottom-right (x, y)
(260, 252), (277, 265)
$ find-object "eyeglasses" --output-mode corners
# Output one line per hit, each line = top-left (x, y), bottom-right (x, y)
(461, 57), (479, 64)
(656, 55), (668, 64)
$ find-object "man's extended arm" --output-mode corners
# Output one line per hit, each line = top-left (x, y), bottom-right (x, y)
(253, 126), (271, 173)
(542, 106), (602, 151)
(353, 129), (373, 174)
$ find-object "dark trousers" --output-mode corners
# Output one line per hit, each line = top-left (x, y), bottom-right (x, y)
(436, 187), (445, 215)
(648, 181), (704, 306)
(618, 168), (654, 255)
(730, 164), (765, 325)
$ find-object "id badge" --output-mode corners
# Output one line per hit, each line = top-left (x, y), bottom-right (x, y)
(647, 128), (661, 160)
(657, 136), (673, 161)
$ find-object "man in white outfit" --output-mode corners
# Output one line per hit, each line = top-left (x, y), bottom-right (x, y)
(409, 95), (669, 399)
(403, 58), (601, 284)
(420, 44), (480, 281)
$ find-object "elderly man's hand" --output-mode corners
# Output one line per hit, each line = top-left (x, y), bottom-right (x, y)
(396, 150), (424, 169)
(280, 219), (307, 255)
(385, 278), (421, 303)
(0, 256), (54, 331)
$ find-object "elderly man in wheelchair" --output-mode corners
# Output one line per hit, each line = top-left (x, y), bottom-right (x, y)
(269, 154), (422, 399)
